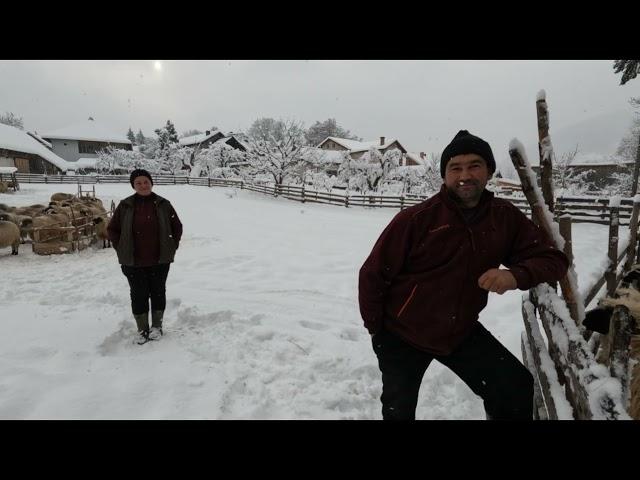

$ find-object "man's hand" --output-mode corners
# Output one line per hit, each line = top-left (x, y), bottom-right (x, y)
(478, 268), (517, 294)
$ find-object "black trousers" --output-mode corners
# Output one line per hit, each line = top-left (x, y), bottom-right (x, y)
(121, 264), (171, 316)
(372, 323), (534, 420)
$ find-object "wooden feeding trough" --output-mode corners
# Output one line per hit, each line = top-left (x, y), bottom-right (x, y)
(0, 166), (20, 192)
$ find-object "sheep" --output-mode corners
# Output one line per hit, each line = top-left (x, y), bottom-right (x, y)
(0, 220), (20, 255)
(0, 211), (18, 224)
(81, 197), (104, 209)
(584, 280), (640, 420)
(14, 205), (45, 216)
(17, 216), (33, 243)
(92, 216), (111, 248)
(50, 192), (75, 202)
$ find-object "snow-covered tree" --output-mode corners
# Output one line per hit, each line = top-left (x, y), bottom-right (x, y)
(615, 103), (640, 163)
(192, 142), (245, 178)
(157, 143), (193, 175)
(126, 127), (136, 144)
(554, 144), (580, 191)
(336, 148), (400, 193)
(245, 118), (307, 185)
(0, 111), (24, 130)
(181, 129), (203, 138)
(96, 146), (155, 174)
(304, 171), (337, 192)
(304, 118), (361, 146)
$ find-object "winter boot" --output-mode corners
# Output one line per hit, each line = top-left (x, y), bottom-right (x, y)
(134, 330), (149, 345)
(133, 312), (150, 345)
(149, 310), (164, 340)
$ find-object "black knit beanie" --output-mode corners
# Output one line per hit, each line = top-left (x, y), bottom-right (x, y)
(129, 169), (154, 187)
(440, 130), (496, 178)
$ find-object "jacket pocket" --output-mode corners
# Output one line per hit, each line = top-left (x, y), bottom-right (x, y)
(396, 284), (418, 319)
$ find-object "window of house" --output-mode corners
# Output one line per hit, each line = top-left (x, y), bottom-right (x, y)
(78, 141), (110, 154)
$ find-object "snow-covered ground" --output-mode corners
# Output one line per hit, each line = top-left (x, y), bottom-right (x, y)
(0, 183), (623, 419)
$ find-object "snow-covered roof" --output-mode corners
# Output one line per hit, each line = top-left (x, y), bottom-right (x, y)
(406, 152), (424, 165)
(179, 130), (222, 146)
(75, 158), (100, 169)
(0, 166), (18, 174)
(0, 123), (75, 172)
(41, 119), (131, 144)
(300, 147), (347, 164)
(27, 131), (53, 149)
(318, 136), (406, 153)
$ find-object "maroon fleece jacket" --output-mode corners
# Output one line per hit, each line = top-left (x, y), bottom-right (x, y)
(358, 185), (569, 355)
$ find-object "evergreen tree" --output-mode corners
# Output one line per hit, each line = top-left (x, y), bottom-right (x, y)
(154, 120), (179, 150)
(614, 60), (640, 85)
(126, 127), (136, 144)
(135, 129), (146, 145)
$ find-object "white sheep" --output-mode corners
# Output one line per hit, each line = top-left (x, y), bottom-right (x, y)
(0, 220), (20, 255)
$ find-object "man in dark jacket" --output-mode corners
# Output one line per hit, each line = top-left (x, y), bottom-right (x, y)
(108, 169), (183, 345)
(359, 130), (569, 420)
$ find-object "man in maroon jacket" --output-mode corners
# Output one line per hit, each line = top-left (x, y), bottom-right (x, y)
(359, 130), (569, 420)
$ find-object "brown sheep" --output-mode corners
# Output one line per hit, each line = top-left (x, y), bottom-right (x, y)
(50, 192), (76, 202)
(92, 216), (111, 248)
(0, 220), (20, 255)
(18, 216), (33, 243)
(0, 211), (18, 224)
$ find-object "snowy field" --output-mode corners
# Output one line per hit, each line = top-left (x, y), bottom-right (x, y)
(0, 183), (623, 419)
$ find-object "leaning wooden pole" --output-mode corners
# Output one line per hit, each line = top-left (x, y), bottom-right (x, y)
(631, 130), (640, 196)
(537, 90), (555, 213)
(509, 142), (582, 325)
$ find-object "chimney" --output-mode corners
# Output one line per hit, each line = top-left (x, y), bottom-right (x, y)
(380, 136), (385, 146)
(420, 152), (425, 159)
(205, 130), (210, 136)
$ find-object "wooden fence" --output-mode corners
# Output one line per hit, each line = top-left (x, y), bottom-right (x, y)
(13, 173), (634, 226)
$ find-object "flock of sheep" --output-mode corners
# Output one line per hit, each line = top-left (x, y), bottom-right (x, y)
(0, 192), (110, 255)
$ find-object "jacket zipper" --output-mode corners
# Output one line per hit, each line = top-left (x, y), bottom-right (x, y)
(397, 284), (418, 319)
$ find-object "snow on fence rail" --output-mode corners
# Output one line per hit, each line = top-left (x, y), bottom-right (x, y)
(12, 173), (633, 225)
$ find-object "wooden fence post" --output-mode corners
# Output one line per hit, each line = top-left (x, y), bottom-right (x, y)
(537, 93), (555, 213)
(626, 199), (640, 271)
(559, 215), (573, 266)
(606, 203), (620, 296)
(509, 146), (581, 325)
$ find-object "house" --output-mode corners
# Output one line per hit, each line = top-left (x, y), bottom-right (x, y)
(317, 136), (410, 164)
(179, 130), (248, 152)
(40, 117), (132, 163)
(531, 159), (635, 190)
(405, 152), (427, 166)
(299, 147), (349, 176)
(0, 123), (74, 174)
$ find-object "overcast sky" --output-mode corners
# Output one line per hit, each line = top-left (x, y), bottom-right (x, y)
(1, 60), (638, 174)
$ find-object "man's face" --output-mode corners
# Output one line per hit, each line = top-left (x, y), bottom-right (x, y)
(133, 176), (153, 196)
(444, 153), (491, 208)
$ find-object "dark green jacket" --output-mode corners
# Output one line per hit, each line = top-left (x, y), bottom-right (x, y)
(107, 193), (182, 266)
